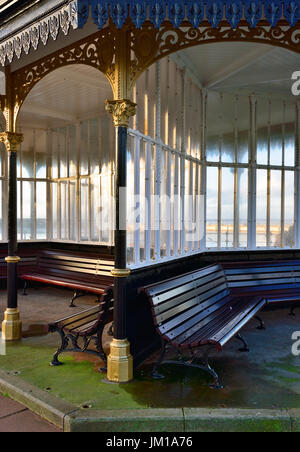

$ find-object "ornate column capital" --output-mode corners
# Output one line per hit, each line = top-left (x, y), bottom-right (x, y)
(105, 99), (137, 128)
(0, 132), (24, 152)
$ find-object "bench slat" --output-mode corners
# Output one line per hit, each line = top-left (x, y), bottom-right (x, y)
(146, 265), (222, 297)
(155, 284), (229, 325)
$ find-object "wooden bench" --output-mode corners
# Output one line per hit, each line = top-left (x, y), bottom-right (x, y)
(48, 287), (113, 370)
(223, 260), (300, 316)
(21, 249), (114, 307)
(140, 264), (266, 389)
(0, 249), (37, 280)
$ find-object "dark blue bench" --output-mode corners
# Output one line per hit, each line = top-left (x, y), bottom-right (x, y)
(223, 260), (300, 316)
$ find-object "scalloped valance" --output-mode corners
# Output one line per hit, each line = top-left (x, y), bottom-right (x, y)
(78, 0), (300, 29)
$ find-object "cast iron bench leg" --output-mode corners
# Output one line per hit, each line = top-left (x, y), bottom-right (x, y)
(107, 323), (114, 337)
(236, 333), (250, 352)
(23, 280), (28, 296)
(96, 325), (108, 373)
(70, 290), (86, 308)
(50, 328), (68, 367)
(255, 315), (266, 330)
(152, 339), (167, 380)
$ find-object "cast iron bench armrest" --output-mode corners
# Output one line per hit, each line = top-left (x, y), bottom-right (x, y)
(48, 288), (113, 370)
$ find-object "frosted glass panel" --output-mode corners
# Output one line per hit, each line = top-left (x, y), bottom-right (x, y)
(270, 170), (281, 246)
(36, 182), (47, 239)
(257, 98), (270, 165)
(59, 128), (67, 178)
(270, 124), (283, 166)
(206, 166), (218, 248)
(35, 129), (47, 178)
(69, 181), (76, 241)
(90, 176), (100, 242)
(238, 168), (248, 247)
(90, 118), (99, 175)
(22, 181), (34, 240)
(284, 171), (295, 247)
(69, 125), (77, 177)
(80, 121), (89, 176)
(256, 170), (267, 247)
(221, 167), (234, 248)
(80, 178), (89, 241)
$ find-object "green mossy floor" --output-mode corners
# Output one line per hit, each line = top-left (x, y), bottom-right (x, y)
(0, 309), (299, 411)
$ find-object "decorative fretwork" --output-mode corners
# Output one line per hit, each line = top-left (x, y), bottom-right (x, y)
(12, 26), (118, 116)
(129, 19), (300, 85)
(5, 17), (300, 131)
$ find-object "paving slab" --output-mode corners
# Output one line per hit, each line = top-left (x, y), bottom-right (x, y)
(0, 408), (61, 432)
(0, 393), (27, 419)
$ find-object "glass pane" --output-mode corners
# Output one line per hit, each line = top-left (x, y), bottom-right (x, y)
(80, 121), (89, 176)
(237, 96), (249, 164)
(221, 167), (234, 248)
(59, 128), (67, 178)
(221, 94), (235, 163)
(60, 182), (69, 240)
(22, 181), (34, 240)
(206, 166), (218, 248)
(90, 118), (99, 175)
(206, 91), (221, 162)
(257, 98), (270, 165)
(284, 171), (295, 248)
(69, 125), (77, 177)
(238, 168), (248, 248)
(52, 182), (58, 239)
(256, 169), (267, 247)
(36, 182), (47, 239)
(285, 122), (295, 167)
(51, 129), (59, 179)
(80, 178), (89, 241)
(270, 124), (283, 166)
(69, 181), (76, 241)
(35, 129), (47, 178)
(270, 170), (281, 246)
(90, 175), (100, 242)
(21, 130), (34, 178)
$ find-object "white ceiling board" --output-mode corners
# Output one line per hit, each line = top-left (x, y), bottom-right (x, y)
(19, 64), (113, 129)
(176, 42), (299, 100)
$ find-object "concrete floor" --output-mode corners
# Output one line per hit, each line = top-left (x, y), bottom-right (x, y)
(0, 286), (299, 413)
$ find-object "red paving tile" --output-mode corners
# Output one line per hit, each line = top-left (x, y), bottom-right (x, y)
(0, 395), (26, 418)
(0, 394), (62, 432)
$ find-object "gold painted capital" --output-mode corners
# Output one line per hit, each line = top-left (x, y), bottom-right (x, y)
(105, 99), (137, 128)
(0, 132), (24, 152)
(111, 268), (131, 278)
(5, 256), (21, 263)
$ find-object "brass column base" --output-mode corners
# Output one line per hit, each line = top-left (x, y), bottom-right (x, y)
(107, 339), (133, 383)
(2, 308), (22, 341)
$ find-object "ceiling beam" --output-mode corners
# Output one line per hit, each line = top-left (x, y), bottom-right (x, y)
(21, 103), (76, 122)
(218, 77), (291, 89)
(205, 46), (275, 89)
